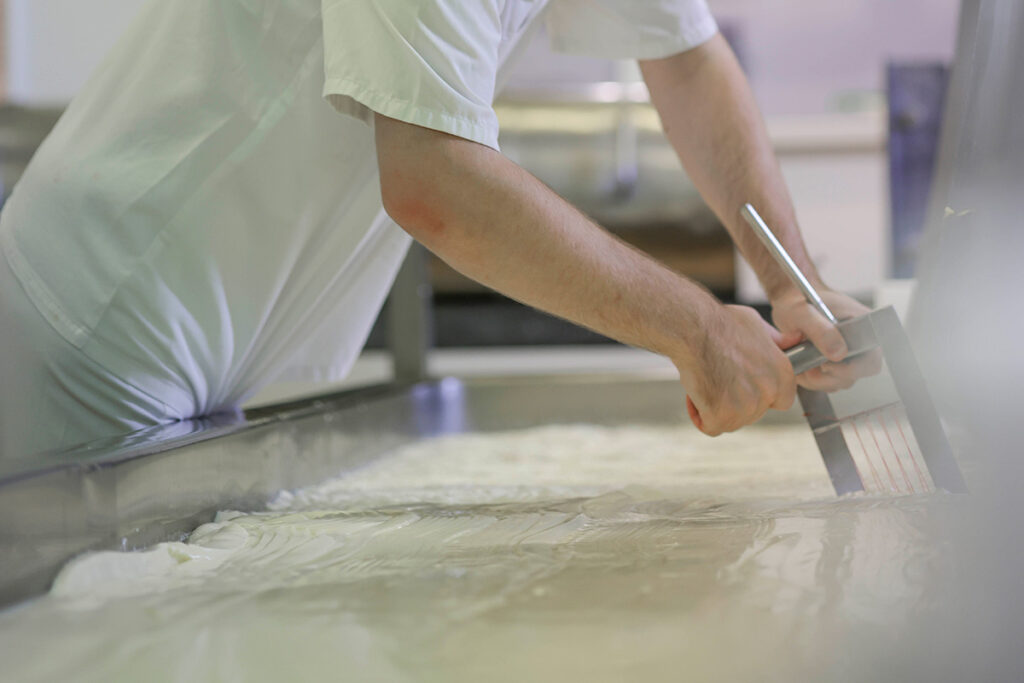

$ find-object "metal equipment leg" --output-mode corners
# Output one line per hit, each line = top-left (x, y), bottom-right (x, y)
(387, 242), (434, 383)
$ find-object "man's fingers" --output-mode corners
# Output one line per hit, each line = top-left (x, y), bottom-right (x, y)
(687, 396), (726, 436)
(773, 290), (877, 392)
(686, 396), (705, 432)
(758, 319), (798, 411)
(797, 364), (851, 392)
(753, 311), (802, 351)
(796, 366), (829, 391)
(762, 319), (800, 349)
(691, 391), (780, 436)
(689, 401), (734, 437)
(777, 331), (804, 351)
(855, 348), (884, 377)
(797, 304), (848, 362)
(688, 395), (756, 437)
(823, 353), (877, 387)
(685, 305), (810, 436)
(796, 350), (882, 391)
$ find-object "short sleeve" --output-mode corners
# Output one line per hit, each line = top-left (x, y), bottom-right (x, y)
(545, 0), (718, 60)
(321, 0), (503, 150)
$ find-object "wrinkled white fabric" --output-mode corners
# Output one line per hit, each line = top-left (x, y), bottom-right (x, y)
(0, 0), (716, 455)
(546, 0), (718, 59)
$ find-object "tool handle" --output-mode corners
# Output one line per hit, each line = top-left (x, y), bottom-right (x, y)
(785, 315), (879, 375)
(740, 203), (838, 324)
(786, 341), (832, 375)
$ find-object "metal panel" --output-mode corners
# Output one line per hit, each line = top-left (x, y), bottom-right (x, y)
(0, 375), (690, 608)
(386, 243), (433, 382)
(909, 0), (1024, 427)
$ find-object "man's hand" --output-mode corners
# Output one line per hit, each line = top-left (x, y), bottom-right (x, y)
(771, 289), (882, 392)
(677, 304), (798, 436)
(641, 39), (881, 396)
(375, 114), (769, 423)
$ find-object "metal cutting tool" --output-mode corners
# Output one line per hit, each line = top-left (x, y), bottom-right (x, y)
(741, 203), (967, 495)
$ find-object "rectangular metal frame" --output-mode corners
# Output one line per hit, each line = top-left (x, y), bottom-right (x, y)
(798, 306), (967, 495)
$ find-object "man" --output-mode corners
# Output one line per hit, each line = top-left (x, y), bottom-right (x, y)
(0, 0), (873, 458)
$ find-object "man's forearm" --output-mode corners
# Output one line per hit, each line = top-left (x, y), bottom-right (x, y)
(640, 34), (823, 299)
(374, 114), (719, 368)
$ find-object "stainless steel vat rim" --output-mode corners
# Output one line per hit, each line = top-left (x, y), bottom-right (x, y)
(0, 381), (410, 484)
(0, 373), (677, 485)
(0, 372), (695, 608)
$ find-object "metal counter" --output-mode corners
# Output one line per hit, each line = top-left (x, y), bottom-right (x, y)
(0, 374), (691, 608)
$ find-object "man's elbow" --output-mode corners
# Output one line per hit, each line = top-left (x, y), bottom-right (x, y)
(380, 172), (451, 245)
(376, 113), (462, 245)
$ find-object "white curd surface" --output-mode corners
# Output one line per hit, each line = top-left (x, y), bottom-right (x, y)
(0, 423), (958, 682)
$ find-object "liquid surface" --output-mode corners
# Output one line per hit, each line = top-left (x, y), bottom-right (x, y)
(0, 424), (958, 682)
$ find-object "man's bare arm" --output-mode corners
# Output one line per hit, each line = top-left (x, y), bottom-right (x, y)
(640, 34), (819, 302)
(640, 34), (878, 390)
(374, 113), (795, 435)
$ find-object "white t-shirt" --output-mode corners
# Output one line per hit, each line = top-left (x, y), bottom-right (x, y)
(0, 0), (716, 417)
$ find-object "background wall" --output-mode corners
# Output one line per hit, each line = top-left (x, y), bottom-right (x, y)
(506, 0), (961, 116)
(710, 0), (960, 115)
(4, 0), (961, 111)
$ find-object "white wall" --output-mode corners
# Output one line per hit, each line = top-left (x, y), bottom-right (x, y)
(506, 0), (961, 116)
(5, 0), (148, 105)
(8, 0), (962, 111)
(710, 0), (961, 114)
